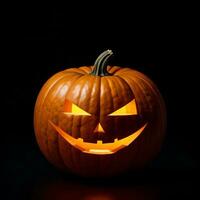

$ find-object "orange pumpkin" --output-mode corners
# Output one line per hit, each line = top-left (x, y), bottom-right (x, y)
(34, 50), (166, 177)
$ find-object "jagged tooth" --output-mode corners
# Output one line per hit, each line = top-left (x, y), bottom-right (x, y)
(97, 140), (103, 144)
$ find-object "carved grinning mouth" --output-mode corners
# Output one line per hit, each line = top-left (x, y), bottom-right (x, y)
(49, 121), (147, 155)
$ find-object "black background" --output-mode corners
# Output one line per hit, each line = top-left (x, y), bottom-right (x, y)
(2, 6), (199, 200)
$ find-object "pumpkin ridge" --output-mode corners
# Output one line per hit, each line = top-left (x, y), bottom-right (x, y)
(34, 72), (70, 164)
(63, 68), (87, 74)
(115, 74), (153, 161)
(39, 73), (83, 168)
(64, 74), (87, 170)
(77, 75), (92, 141)
(129, 75), (151, 112)
(106, 78), (120, 141)
(55, 75), (85, 169)
(108, 66), (122, 74)
(79, 66), (93, 74)
(69, 75), (90, 139)
(80, 76), (101, 141)
(125, 71), (166, 114)
(113, 67), (135, 75)
(34, 72), (67, 134)
(135, 75), (166, 155)
(118, 72), (166, 161)
(132, 73), (166, 132)
(45, 76), (81, 167)
(112, 76), (135, 138)
(74, 67), (88, 74)
(133, 70), (165, 99)
(117, 73), (149, 113)
(105, 77), (118, 112)
(114, 75), (134, 104)
(101, 77), (114, 117)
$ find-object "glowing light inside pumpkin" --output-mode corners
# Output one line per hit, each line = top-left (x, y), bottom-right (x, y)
(49, 121), (147, 155)
(109, 99), (137, 116)
(89, 149), (112, 154)
(64, 103), (91, 116)
(94, 123), (105, 133)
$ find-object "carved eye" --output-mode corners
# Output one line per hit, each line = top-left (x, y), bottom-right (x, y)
(64, 101), (91, 116)
(109, 99), (137, 116)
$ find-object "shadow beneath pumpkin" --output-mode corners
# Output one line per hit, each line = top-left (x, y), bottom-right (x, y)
(30, 168), (197, 200)
(31, 178), (160, 200)
(3, 140), (198, 199)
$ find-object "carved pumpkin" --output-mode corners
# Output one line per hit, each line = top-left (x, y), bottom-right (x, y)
(34, 50), (166, 176)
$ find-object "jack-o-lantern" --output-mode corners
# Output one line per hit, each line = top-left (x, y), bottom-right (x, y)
(34, 50), (166, 177)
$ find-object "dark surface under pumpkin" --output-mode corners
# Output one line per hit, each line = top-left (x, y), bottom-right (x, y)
(34, 50), (166, 177)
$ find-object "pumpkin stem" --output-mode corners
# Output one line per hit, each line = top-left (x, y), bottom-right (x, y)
(90, 49), (113, 76)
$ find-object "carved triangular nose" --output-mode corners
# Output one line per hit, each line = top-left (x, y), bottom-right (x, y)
(94, 123), (105, 133)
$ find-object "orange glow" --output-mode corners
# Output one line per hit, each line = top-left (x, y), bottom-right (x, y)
(109, 99), (137, 116)
(49, 121), (147, 155)
(89, 149), (112, 154)
(94, 123), (105, 133)
(64, 103), (91, 116)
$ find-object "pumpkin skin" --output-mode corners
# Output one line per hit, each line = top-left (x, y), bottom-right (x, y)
(34, 50), (166, 177)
